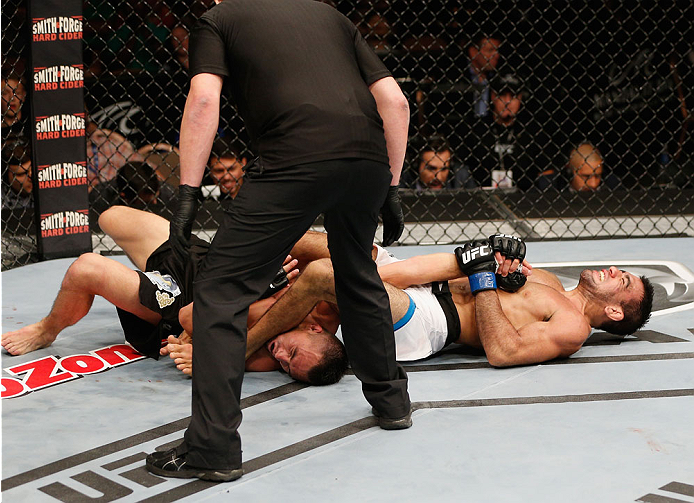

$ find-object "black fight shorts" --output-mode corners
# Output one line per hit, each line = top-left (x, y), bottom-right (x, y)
(117, 236), (209, 358)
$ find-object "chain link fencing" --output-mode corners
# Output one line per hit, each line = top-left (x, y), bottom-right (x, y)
(2, 0), (693, 269)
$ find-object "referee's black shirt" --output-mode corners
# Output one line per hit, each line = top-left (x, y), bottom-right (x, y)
(189, 0), (392, 168)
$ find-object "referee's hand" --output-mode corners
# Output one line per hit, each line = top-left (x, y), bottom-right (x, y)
(169, 184), (201, 265)
(380, 185), (404, 246)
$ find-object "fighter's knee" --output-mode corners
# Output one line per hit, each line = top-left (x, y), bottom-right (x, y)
(98, 206), (129, 234)
(64, 253), (106, 289)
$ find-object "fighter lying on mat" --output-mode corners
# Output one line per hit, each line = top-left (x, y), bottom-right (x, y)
(167, 231), (654, 376)
(3, 207), (653, 382)
(0, 206), (350, 385)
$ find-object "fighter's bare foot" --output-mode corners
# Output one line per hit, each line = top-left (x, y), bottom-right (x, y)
(1, 321), (57, 355)
(161, 335), (193, 375)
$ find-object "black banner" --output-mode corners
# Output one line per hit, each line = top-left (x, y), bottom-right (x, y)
(29, 0), (91, 260)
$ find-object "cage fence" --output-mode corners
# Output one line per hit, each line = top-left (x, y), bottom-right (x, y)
(2, 0), (693, 269)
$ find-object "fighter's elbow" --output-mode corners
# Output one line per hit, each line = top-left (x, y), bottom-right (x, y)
(486, 352), (515, 368)
(484, 342), (521, 367)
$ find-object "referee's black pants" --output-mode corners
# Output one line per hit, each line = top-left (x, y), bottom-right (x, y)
(184, 158), (411, 469)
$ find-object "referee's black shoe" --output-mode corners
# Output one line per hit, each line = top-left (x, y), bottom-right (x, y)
(146, 448), (243, 482)
(372, 406), (413, 430)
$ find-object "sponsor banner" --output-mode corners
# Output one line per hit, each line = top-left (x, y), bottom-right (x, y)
(1, 344), (146, 399)
(33, 64), (84, 92)
(29, 0), (91, 260)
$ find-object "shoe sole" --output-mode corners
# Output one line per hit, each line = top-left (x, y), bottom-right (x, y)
(146, 463), (243, 482)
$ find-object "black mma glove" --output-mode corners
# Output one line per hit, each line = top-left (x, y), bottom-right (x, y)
(496, 270), (526, 292)
(489, 233), (527, 292)
(489, 233), (526, 262)
(380, 186), (404, 247)
(454, 240), (497, 294)
(169, 184), (202, 264)
(259, 266), (289, 300)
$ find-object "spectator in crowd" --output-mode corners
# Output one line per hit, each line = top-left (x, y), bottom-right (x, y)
(465, 73), (538, 190)
(137, 142), (181, 187)
(90, 161), (176, 215)
(105, 1), (174, 74)
(536, 142), (620, 192)
(116, 161), (176, 207)
(360, 13), (395, 56)
(170, 25), (190, 70)
(401, 134), (476, 191)
(86, 108), (143, 193)
(465, 34), (502, 119)
(1, 135), (32, 209)
(1, 72), (27, 136)
(204, 137), (247, 200)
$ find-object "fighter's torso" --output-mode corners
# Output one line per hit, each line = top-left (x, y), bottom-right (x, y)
(450, 275), (581, 348)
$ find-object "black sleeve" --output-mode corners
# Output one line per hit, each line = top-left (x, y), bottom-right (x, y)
(347, 18), (391, 85)
(189, 17), (229, 79)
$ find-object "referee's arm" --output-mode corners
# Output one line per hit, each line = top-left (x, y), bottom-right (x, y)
(178, 73), (224, 187)
(369, 76), (409, 186)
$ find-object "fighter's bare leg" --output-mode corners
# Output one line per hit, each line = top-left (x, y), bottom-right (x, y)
(383, 282), (411, 322)
(98, 206), (170, 270)
(2, 253), (161, 355)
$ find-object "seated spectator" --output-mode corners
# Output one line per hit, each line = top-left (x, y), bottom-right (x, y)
(537, 142), (620, 192)
(137, 142), (180, 187)
(465, 34), (502, 119)
(359, 13), (394, 56)
(86, 108), (143, 193)
(90, 161), (176, 214)
(401, 135), (476, 191)
(1, 135), (32, 209)
(117, 161), (175, 207)
(2, 72), (27, 136)
(169, 25), (190, 70)
(203, 137), (247, 200)
(465, 74), (538, 190)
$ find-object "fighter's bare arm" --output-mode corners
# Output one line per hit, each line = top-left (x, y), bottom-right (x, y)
(474, 289), (588, 367)
(378, 252), (532, 290)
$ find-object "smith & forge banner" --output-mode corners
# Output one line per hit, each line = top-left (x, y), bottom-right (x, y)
(29, 0), (91, 260)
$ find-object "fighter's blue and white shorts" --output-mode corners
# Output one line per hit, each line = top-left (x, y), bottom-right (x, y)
(374, 245), (450, 361)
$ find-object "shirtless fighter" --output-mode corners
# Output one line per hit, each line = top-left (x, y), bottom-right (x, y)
(185, 234), (654, 371)
(1, 206), (348, 385)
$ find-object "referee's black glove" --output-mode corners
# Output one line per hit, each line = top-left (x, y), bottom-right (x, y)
(380, 185), (405, 247)
(169, 184), (201, 265)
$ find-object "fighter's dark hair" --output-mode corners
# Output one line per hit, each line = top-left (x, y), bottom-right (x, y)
(305, 335), (349, 386)
(596, 275), (654, 336)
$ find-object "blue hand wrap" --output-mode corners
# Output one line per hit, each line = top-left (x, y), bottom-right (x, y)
(469, 271), (497, 294)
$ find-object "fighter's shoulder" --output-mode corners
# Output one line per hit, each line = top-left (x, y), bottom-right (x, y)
(526, 269), (565, 292)
(532, 285), (591, 344)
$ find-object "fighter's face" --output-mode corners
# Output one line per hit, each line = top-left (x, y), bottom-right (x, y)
(266, 327), (327, 383)
(579, 266), (643, 304)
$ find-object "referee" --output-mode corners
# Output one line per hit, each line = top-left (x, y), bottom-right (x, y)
(146, 0), (412, 482)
